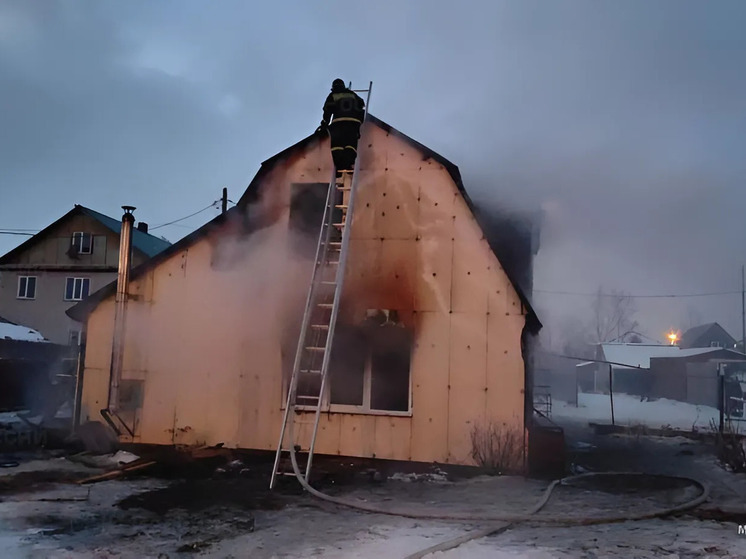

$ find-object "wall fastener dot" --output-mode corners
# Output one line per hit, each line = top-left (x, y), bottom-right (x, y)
(396, 205), (400, 209)
(432, 272), (437, 277)
(434, 202), (438, 206)
(381, 212), (385, 216)
(383, 192), (386, 197)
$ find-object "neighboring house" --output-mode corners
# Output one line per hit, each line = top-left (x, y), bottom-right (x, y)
(68, 115), (542, 469)
(0, 315), (74, 414)
(679, 322), (737, 350)
(576, 343), (682, 395)
(0, 205), (170, 345)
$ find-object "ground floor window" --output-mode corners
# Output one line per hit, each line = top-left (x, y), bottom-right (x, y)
(328, 310), (412, 413)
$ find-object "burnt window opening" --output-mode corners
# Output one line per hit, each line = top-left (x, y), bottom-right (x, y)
(329, 310), (412, 413)
(288, 183), (330, 257)
(118, 379), (144, 411)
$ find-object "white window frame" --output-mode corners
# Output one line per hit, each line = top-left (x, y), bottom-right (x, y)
(64, 277), (91, 301)
(71, 232), (93, 254)
(288, 346), (413, 418)
(710, 341), (722, 348)
(17, 275), (37, 300)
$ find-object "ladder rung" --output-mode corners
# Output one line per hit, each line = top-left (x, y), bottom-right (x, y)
(332, 223), (345, 229)
(300, 369), (322, 374)
(305, 346), (326, 352)
(310, 324), (329, 330)
(334, 205), (348, 210)
(321, 281), (336, 286)
(336, 186), (352, 191)
(328, 242), (342, 247)
(318, 303), (333, 308)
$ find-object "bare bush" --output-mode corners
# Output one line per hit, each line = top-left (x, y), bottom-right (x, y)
(469, 420), (524, 474)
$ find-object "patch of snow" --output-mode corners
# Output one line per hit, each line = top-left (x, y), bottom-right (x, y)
(554, 392), (719, 431)
(83, 450), (140, 469)
(389, 468), (450, 484)
(0, 322), (47, 342)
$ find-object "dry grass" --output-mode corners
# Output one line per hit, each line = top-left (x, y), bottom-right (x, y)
(469, 419), (524, 474)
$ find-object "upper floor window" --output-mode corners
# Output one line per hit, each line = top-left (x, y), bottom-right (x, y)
(64, 277), (90, 301)
(710, 341), (723, 348)
(71, 232), (92, 254)
(17, 276), (37, 299)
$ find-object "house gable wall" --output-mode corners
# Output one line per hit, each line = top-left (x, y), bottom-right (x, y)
(80, 122), (528, 465)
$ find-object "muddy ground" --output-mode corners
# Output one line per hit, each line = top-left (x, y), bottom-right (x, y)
(2, 422), (746, 558)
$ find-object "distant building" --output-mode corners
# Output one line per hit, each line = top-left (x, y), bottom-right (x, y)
(679, 322), (737, 350)
(576, 342), (682, 395)
(0, 205), (170, 345)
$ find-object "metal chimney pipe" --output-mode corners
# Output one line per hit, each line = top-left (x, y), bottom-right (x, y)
(107, 205), (136, 414)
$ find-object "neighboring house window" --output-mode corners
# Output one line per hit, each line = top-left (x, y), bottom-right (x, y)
(64, 277), (90, 301)
(69, 330), (81, 346)
(17, 276), (37, 299)
(710, 341), (722, 348)
(71, 232), (93, 254)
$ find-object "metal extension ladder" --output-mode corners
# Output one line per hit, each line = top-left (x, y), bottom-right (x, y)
(270, 81), (373, 489)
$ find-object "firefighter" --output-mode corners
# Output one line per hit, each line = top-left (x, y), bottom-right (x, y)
(316, 79), (365, 174)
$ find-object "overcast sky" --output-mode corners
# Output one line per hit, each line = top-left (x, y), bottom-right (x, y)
(1, 0), (745, 346)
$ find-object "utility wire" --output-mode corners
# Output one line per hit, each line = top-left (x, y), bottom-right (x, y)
(0, 231), (35, 236)
(150, 200), (221, 231)
(534, 289), (741, 299)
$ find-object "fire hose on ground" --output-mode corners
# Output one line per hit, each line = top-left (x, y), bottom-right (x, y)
(286, 419), (710, 558)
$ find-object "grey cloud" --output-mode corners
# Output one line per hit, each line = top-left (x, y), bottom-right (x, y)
(1, 0), (745, 342)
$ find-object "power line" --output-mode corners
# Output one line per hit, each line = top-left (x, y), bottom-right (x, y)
(0, 231), (35, 236)
(150, 201), (221, 231)
(534, 289), (741, 299)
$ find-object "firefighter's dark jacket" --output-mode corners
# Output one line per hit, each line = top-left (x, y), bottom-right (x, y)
(322, 89), (365, 125)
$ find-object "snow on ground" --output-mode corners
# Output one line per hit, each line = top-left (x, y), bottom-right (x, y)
(554, 392), (720, 431)
(0, 322), (47, 342)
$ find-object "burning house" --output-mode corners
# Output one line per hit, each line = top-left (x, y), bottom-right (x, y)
(67, 115), (541, 470)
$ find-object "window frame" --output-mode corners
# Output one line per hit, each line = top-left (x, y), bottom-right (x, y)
(287, 343), (413, 418)
(64, 277), (91, 301)
(71, 232), (93, 255)
(17, 275), (37, 300)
